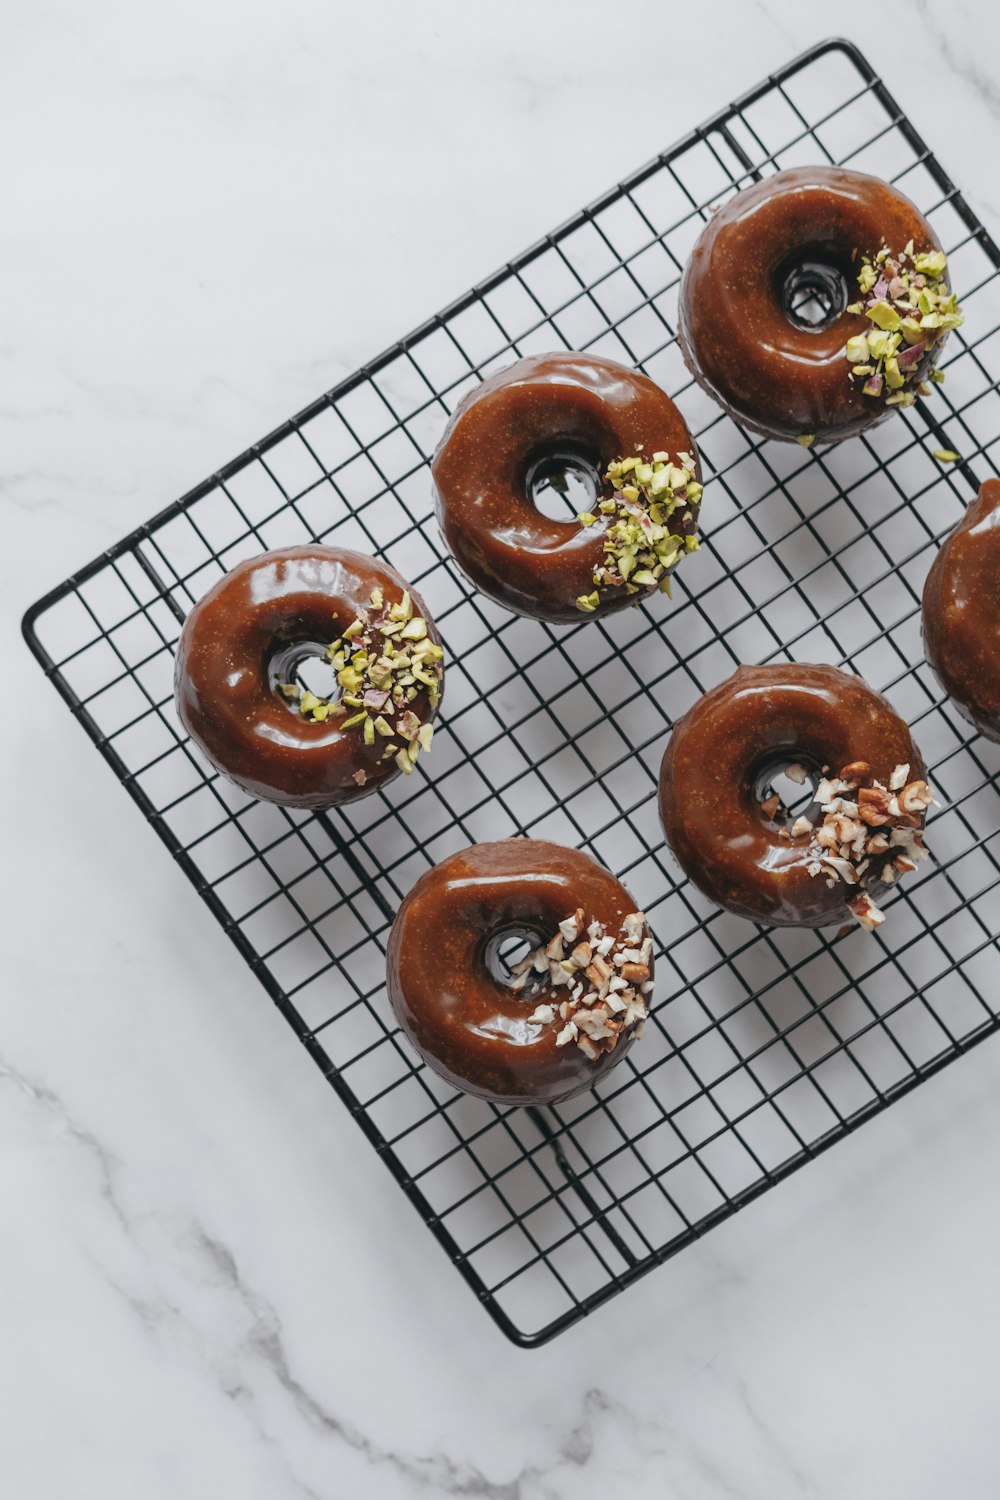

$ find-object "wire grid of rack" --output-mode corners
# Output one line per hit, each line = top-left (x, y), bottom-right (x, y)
(22, 38), (1000, 1346)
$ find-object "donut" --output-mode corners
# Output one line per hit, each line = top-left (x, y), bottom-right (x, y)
(922, 478), (1000, 742)
(678, 166), (964, 446)
(174, 545), (444, 809)
(658, 664), (932, 931)
(432, 352), (702, 624)
(386, 839), (653, 1105)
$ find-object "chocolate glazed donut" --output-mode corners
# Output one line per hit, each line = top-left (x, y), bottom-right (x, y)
(679, 166), (957, 445)
(432, 352), (701, 623)
(658, 664), (927, 928)
(923, 478), (1000, 742)
(175, 546), (443, 809)
(387, 840), (653, 1105)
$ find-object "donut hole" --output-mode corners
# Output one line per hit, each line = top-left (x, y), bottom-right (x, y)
(753, 756), (822, 830)
(267, 639), (341, 716)
(779, 254), (850, 332)
(525, 445), (602, 521)
(482, 925), (548, 995)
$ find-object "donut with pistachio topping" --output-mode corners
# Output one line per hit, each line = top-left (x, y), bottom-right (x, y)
(175, 545), (444, 809)
(679, 165), (963, 445)
(432, 352), (703, 624)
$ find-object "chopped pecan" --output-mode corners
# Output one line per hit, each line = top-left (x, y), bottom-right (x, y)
(585, 957), (612, 990)
(620, 962), (650, 984)
(898, 779), (933, 815)
(858, 786), (893, 826)
(849, 891), (886, 931)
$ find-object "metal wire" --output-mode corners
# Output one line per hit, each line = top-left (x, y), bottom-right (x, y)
(22, 37), (1000, 1347)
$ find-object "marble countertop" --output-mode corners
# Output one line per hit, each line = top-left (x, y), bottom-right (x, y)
(5, 2), (1000, 1494)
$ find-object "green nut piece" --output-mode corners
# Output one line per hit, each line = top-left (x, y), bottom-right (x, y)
(845, 242), (962, 405)
(867, 301), (901, 331)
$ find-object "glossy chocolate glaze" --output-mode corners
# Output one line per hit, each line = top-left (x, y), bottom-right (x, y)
(174, 546), (442, 809)
(679, 166), (943, 444)
(658, 664), (925, 927)
(432, 352), (699, 623)
(923, 479), (1000, 742)
(387, 839), (650, 1105)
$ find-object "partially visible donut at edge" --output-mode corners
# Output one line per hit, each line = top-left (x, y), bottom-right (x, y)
(922, 477), (1000, 742)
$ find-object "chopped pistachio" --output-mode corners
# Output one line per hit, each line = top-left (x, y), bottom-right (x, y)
(931, 448), (961, 463)
(845, 243), (962, 406)
(866, 328), (896, 361)
(275, 585), (443, 773)
(915, 249), (947, 277)
(884, 356), (905, 391)
(866, 300), (901, 331)
(575, 450), (702, 613)
(796, 434), (815, 448)
(388, 590), (412, 623)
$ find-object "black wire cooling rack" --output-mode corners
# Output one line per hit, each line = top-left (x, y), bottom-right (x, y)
(22, 38), (1000, 1346)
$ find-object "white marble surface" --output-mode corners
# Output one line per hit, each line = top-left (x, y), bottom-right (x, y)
(5, 2), (1000, 1494)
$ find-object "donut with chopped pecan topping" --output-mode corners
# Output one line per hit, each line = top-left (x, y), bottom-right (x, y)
(922, 479), (1000, 742)
(679, 166), (962, 445)
(387, 839), (653, 1104)
(658, 664), (930, 929)
(175, 546), (443, 809)
(432, 352), (702, 623)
